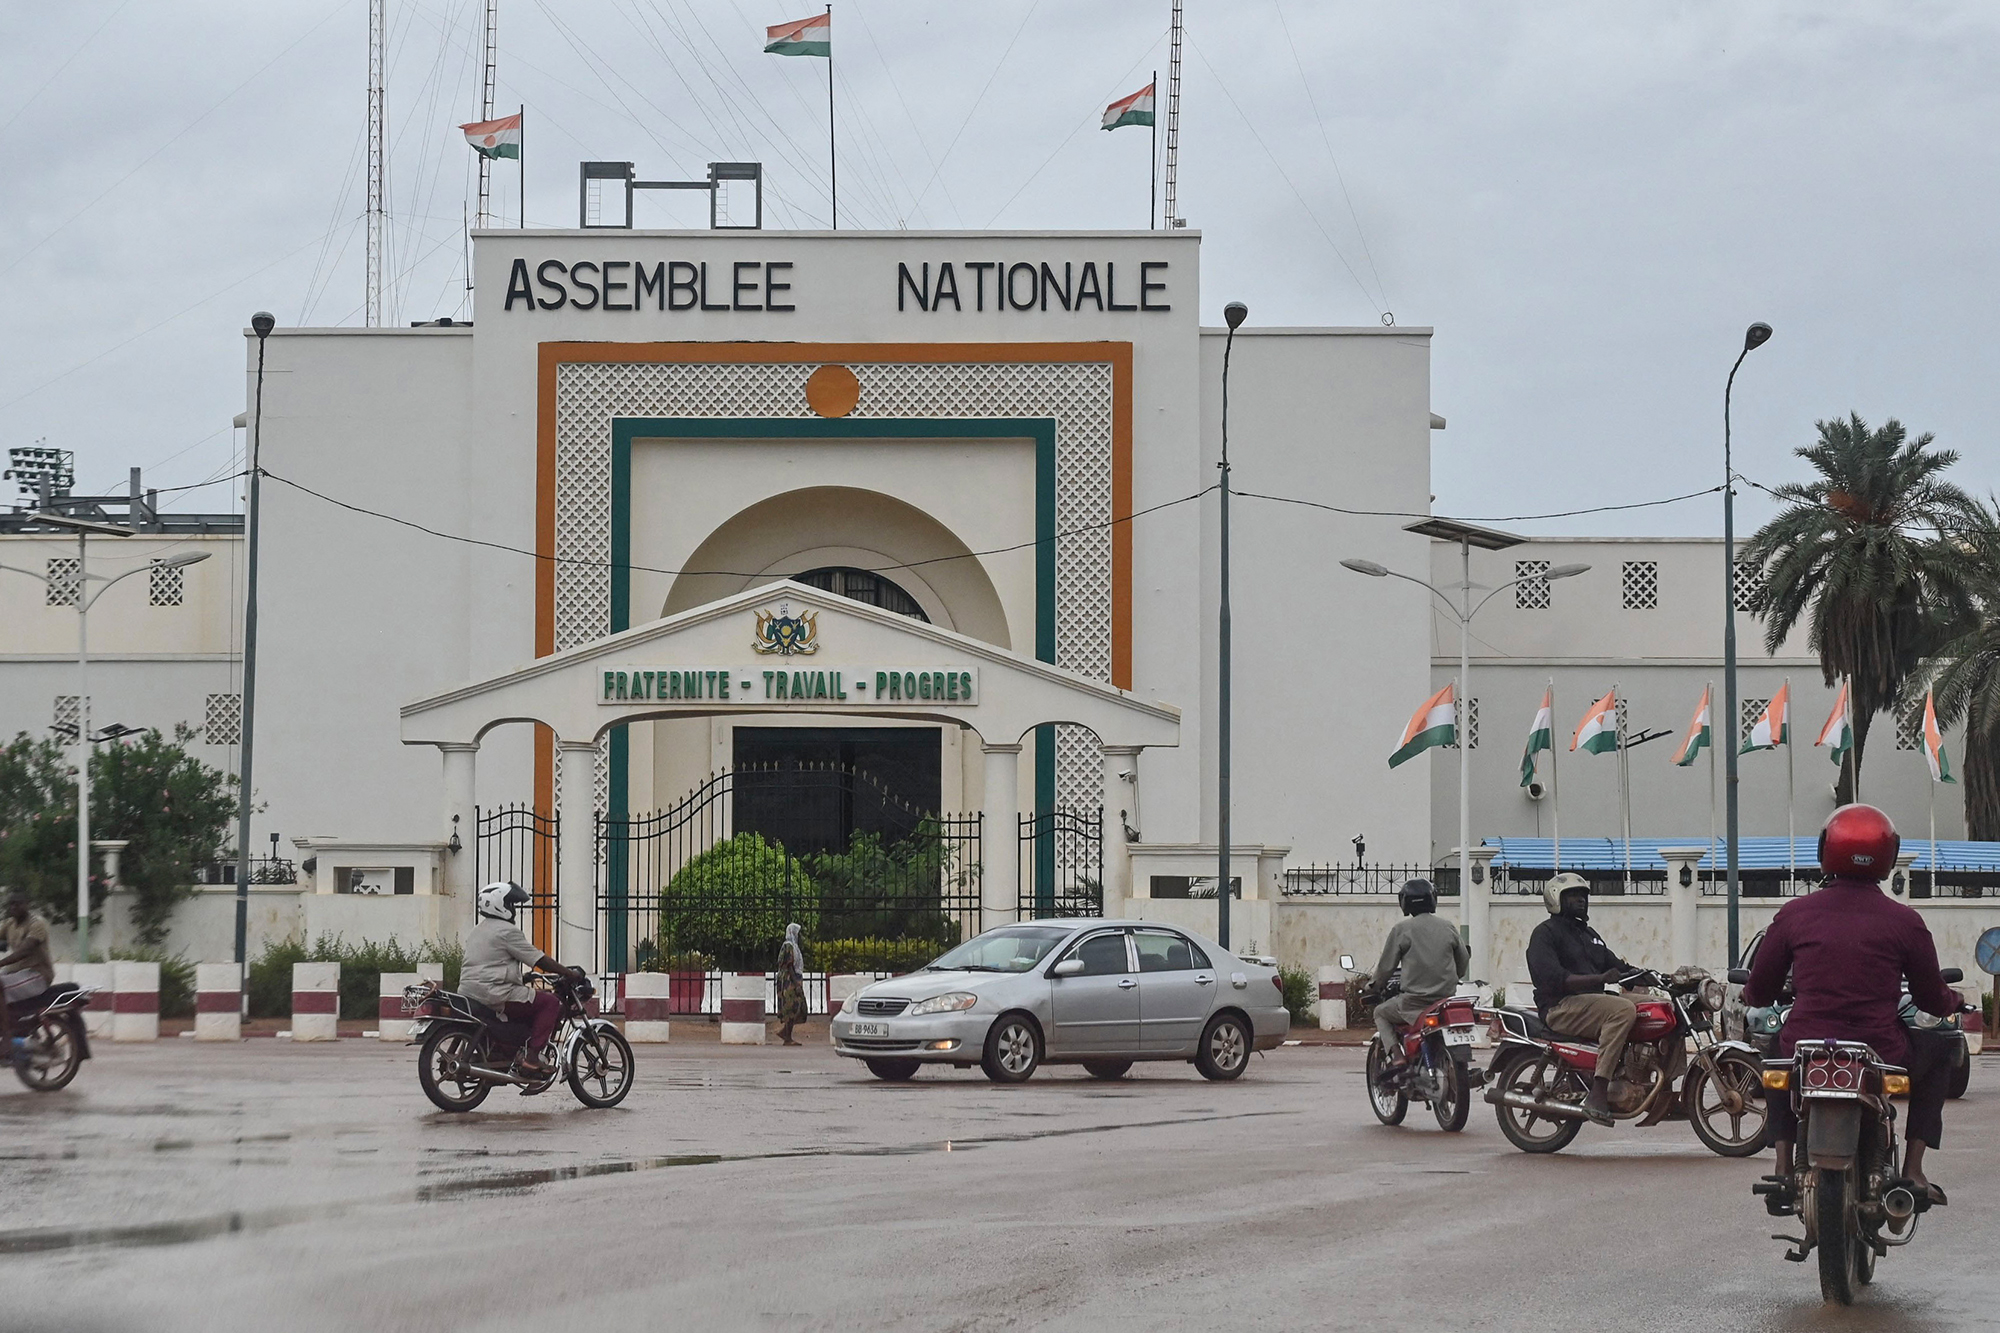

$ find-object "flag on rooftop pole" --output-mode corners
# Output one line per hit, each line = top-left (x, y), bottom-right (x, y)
(763, 12), (830, 55)
(459, 112), (522, 160)
(1571, 689), (1620, 755)
(1102, 81), (1156, 130)
(1389, 683), (1456, 768)
(1672, 685), (1712, 766)
(1520, 685), (1553, 786)
(1740, 681), (1790, 753)
(1922, 689), (1955, 784)
(1815, 681), (1853, 766)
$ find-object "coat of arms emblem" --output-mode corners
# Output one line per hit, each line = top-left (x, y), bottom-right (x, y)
(752, 605), (819, 656)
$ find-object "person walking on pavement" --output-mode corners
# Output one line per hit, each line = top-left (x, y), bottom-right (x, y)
(775, 921), (808, 1046)
(1368, 879), (1468, 1081)
(1527, 873), (1639, 1125)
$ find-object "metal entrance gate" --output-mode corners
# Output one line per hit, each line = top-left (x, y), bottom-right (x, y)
(597, 762), (982, 974)
(1018, 807), (1103, 920)
(473, 804), (559, 951)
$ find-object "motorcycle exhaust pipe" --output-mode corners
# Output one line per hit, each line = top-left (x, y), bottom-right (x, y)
(1484, 1087), (1590, 1121)
(1882, 1186), (1916, 1234)
(467, 1064), (530, 1085)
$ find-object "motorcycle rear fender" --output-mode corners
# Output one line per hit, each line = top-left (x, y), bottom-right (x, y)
(67, 1012), (91, 1062)
(1805, 1099), (1863, 1170)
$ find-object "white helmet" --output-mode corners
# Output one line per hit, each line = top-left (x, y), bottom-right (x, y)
(1543, 872), (1590, 916)
(478, 880), (530, 921)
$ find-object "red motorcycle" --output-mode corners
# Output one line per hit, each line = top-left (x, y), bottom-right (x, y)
(1480, 966), (1767, 1156)
(1363, 985), (1483, 1132)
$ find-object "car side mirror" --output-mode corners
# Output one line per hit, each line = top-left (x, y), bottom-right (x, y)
(1726, 968), (1751, 986)
(1051, 958), (1084, 978)
(1339, 954), (1355, 970)
(1940, 967), (1964, 984)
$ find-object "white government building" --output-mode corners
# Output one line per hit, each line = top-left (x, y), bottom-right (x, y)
(4, 206), (1988, 988)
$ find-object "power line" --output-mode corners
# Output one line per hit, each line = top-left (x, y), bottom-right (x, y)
(1234, 484), (1725, 524)
(908, 0), (1044, 216)
(1272, 0), (1388, 314)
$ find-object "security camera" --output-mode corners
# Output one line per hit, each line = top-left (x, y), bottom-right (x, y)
(1118, 770), (1136, 783)
(1526, 781), (1547, 801)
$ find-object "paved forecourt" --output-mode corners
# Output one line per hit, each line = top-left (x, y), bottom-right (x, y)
(2, 1040), (1996, 1331)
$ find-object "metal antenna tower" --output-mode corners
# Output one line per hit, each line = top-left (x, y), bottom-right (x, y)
(1163, 0), (1183, 228)
(365, 0), (387, 327)
(476, 0), (497, 230)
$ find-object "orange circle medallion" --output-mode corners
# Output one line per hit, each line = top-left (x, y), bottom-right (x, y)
(804, 363), (861, 418)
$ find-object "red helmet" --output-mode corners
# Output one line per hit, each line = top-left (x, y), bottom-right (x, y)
(1818, 804), (1900, 881)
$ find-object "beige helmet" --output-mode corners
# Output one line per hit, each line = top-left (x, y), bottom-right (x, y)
(1542, 872), (1590, 916)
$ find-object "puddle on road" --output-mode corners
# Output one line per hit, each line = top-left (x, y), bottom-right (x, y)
(0, 1108), (1295, 1256)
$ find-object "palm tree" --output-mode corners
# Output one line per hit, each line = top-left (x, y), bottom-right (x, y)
(1909, 500), (2000, 838)
(1740, 413), (1976, 803)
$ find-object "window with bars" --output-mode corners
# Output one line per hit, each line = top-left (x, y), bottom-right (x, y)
(1621, 561), (1658, 610)
(1742, 698), (1769, 737)
(1442, 697), (1480, 749)
(45, 557), (79, 607)
(205, 693), (242, 746)
(52, 695), (84, 739)
(148, 559), (185, 607)
(1734, 559), (1766, 614)
(1514, 560), (1551, 610)
(1896, 706), (1922, 750)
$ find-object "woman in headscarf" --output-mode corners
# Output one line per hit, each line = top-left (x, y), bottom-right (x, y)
(775, 921), (808, 1045)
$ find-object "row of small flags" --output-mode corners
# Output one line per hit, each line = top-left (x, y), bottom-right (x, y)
(1391, 681), (1955, 784)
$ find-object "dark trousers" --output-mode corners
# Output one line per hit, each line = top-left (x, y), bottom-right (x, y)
(503, 992), (560, 1056)
(1764, 1026), (1955, 1150)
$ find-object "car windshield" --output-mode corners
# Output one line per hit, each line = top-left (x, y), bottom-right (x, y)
(929, 925), (1072, 973)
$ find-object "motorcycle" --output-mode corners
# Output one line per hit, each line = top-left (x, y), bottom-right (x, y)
(1360, 975), (1484, 1132)
(6, 981), (94, 1092)
(1739, 966), (1971, 1305)
(1480, 966), (1767, 1156)
(405, 971), (634, 1111)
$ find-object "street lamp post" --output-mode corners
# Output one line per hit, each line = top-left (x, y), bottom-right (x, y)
(1217, 300), (1248, 949)
(1344, 531), (1588, 980)
(1, 536), (209, 961)
(1723, 321), (1773, 968)
(235, 312), (276, 978)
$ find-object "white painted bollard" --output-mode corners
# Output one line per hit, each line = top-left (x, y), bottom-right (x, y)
(1316, 965), (1348, 1031)
(720, 972), (766, 1045)
(624, 973), (673, 1043)
(195, 963), (242, 1041)
(377, 964), (442, 1041)
(291, 962), (340, 1041)
(110, 960), (159, 1042)
(71, 962), (114, 1038)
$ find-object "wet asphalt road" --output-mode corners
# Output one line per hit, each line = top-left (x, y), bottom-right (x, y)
(2, 1039), (1996, 1332)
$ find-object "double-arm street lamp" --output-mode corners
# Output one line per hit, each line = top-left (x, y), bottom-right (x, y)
(1723, 321), (1773, 966)
(1, 530), (210, 961)
(1343, 521), (1587, 979)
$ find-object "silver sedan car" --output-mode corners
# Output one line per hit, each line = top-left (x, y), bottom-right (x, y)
(831, 919), (1291, 1083)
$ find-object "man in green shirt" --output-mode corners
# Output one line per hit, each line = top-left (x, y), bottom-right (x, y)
(1368, 879), (1469, 1079)
(1, 892), (57, 1057)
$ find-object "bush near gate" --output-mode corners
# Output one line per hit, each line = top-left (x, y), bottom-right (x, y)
(813, 936), (945, 975)
(1277, 964), (1315, 1026)
(93, 947), (197, 1018)
(808, 828), (964, 948)
(660, 832), (817, 968)
(247, 934), (461, 1019)
(632, 944), (715, 974)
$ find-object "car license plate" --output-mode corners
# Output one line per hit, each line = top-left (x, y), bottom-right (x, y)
(1443, 1026), (1473, 1047)
(847, 1021), (888, 1038)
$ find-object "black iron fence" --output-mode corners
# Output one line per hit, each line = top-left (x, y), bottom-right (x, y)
(1017, 807), (1103, 919)
(1281, 864), (1460, 897)
(475, 804), (559, 950)
(196, 856), (297, 886)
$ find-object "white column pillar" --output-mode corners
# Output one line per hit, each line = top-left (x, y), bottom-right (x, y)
(981, 743), (1022, 932)
(1100, 746), (1139, 911)
(441, 743), (478, 933)
(557, 739), (599, 971)
(1661, 846), (1709, 970)
(1466, 846), (1498, 985)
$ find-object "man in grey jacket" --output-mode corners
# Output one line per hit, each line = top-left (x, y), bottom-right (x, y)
(463, 881), (582, 1078)
(1369, 879), (1469, 1078)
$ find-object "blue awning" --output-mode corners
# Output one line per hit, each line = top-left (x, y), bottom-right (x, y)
(1483, 836), (2000, 873)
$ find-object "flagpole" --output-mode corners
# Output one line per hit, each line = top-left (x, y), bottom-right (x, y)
(1617, 683), (1631, 892)
(1550, 679), (1561, 875)
(1929, 769), (1938, 897)
(825, 4), (836, 230)
(518, 104), (526, 229)
(1785, 676), (1796, 892)
(1847, 677), (1858, 804)
(1149, 70), (1158, 230)
(1706, 683), (1717, 882)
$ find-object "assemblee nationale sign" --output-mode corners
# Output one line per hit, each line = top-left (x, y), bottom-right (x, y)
(599, 667), (978, 706)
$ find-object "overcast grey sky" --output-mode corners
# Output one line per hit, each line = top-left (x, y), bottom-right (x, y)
(2, 2), (1995, 538)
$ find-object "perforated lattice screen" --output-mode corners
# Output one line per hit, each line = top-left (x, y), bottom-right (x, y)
(45, 558), (79, 607)
(1742, 698), (1769, 738)
(1897, 707), (1922, 751)
(52, 695), (82, 737)
(1621, 561), (1658, 610)
(1734, 559), (1766, 614)
(1514, 560), (1551, 610)
(149, 560), (185, 607)
(1443, 697), (1479, 749)
(205, 693), (241, 745)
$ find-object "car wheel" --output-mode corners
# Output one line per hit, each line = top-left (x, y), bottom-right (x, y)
(1195, 1012), (1251, 1081)
(865, 1058), (921, 1081)
(1083, 1060), (1132, 1080)
(982, 1014), (1042, 1083)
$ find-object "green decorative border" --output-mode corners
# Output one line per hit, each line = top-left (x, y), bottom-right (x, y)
(604, 417), (1059, 963)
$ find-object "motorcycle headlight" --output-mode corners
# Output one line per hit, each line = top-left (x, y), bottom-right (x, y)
(1700, 979), (1727, 1014)
(907, 991), (978, 1016)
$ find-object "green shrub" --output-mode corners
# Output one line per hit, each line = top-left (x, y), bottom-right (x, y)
(633, 943), (715, 974)
(247, 937), (310, 1019)
(1277, 964), (1315, 1026)
(660, 833), (817, 967)
(106, 947), (197, 1019)
(813, 936), (942, 975)
(246, 934), (461, 1019)
(809, 828), (965, 946)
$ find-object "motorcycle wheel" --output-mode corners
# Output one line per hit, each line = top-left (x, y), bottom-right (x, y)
(1816, 1167), (1858, 1306)
(418, 1026), (492, 1112)
(1492, 1051), (1584, 1154)
(1947, 1059), (1970, 1100)
(15, 1013), (83, 1092)
(1684, 1051), (1770, 1157)
(1363, 1040), (1408, 1125)
(1431, 1053), (1471, 1133)
(567, 1025), (635, 1108)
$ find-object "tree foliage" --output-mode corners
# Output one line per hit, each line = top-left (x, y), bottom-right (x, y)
(1740, 414), (1977, 801)
(1906, 501), (2000, 838)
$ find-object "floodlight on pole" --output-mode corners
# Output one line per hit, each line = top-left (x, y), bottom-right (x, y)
(1216, 299), (1247, 946)
(1723, 320), (1773, 967)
